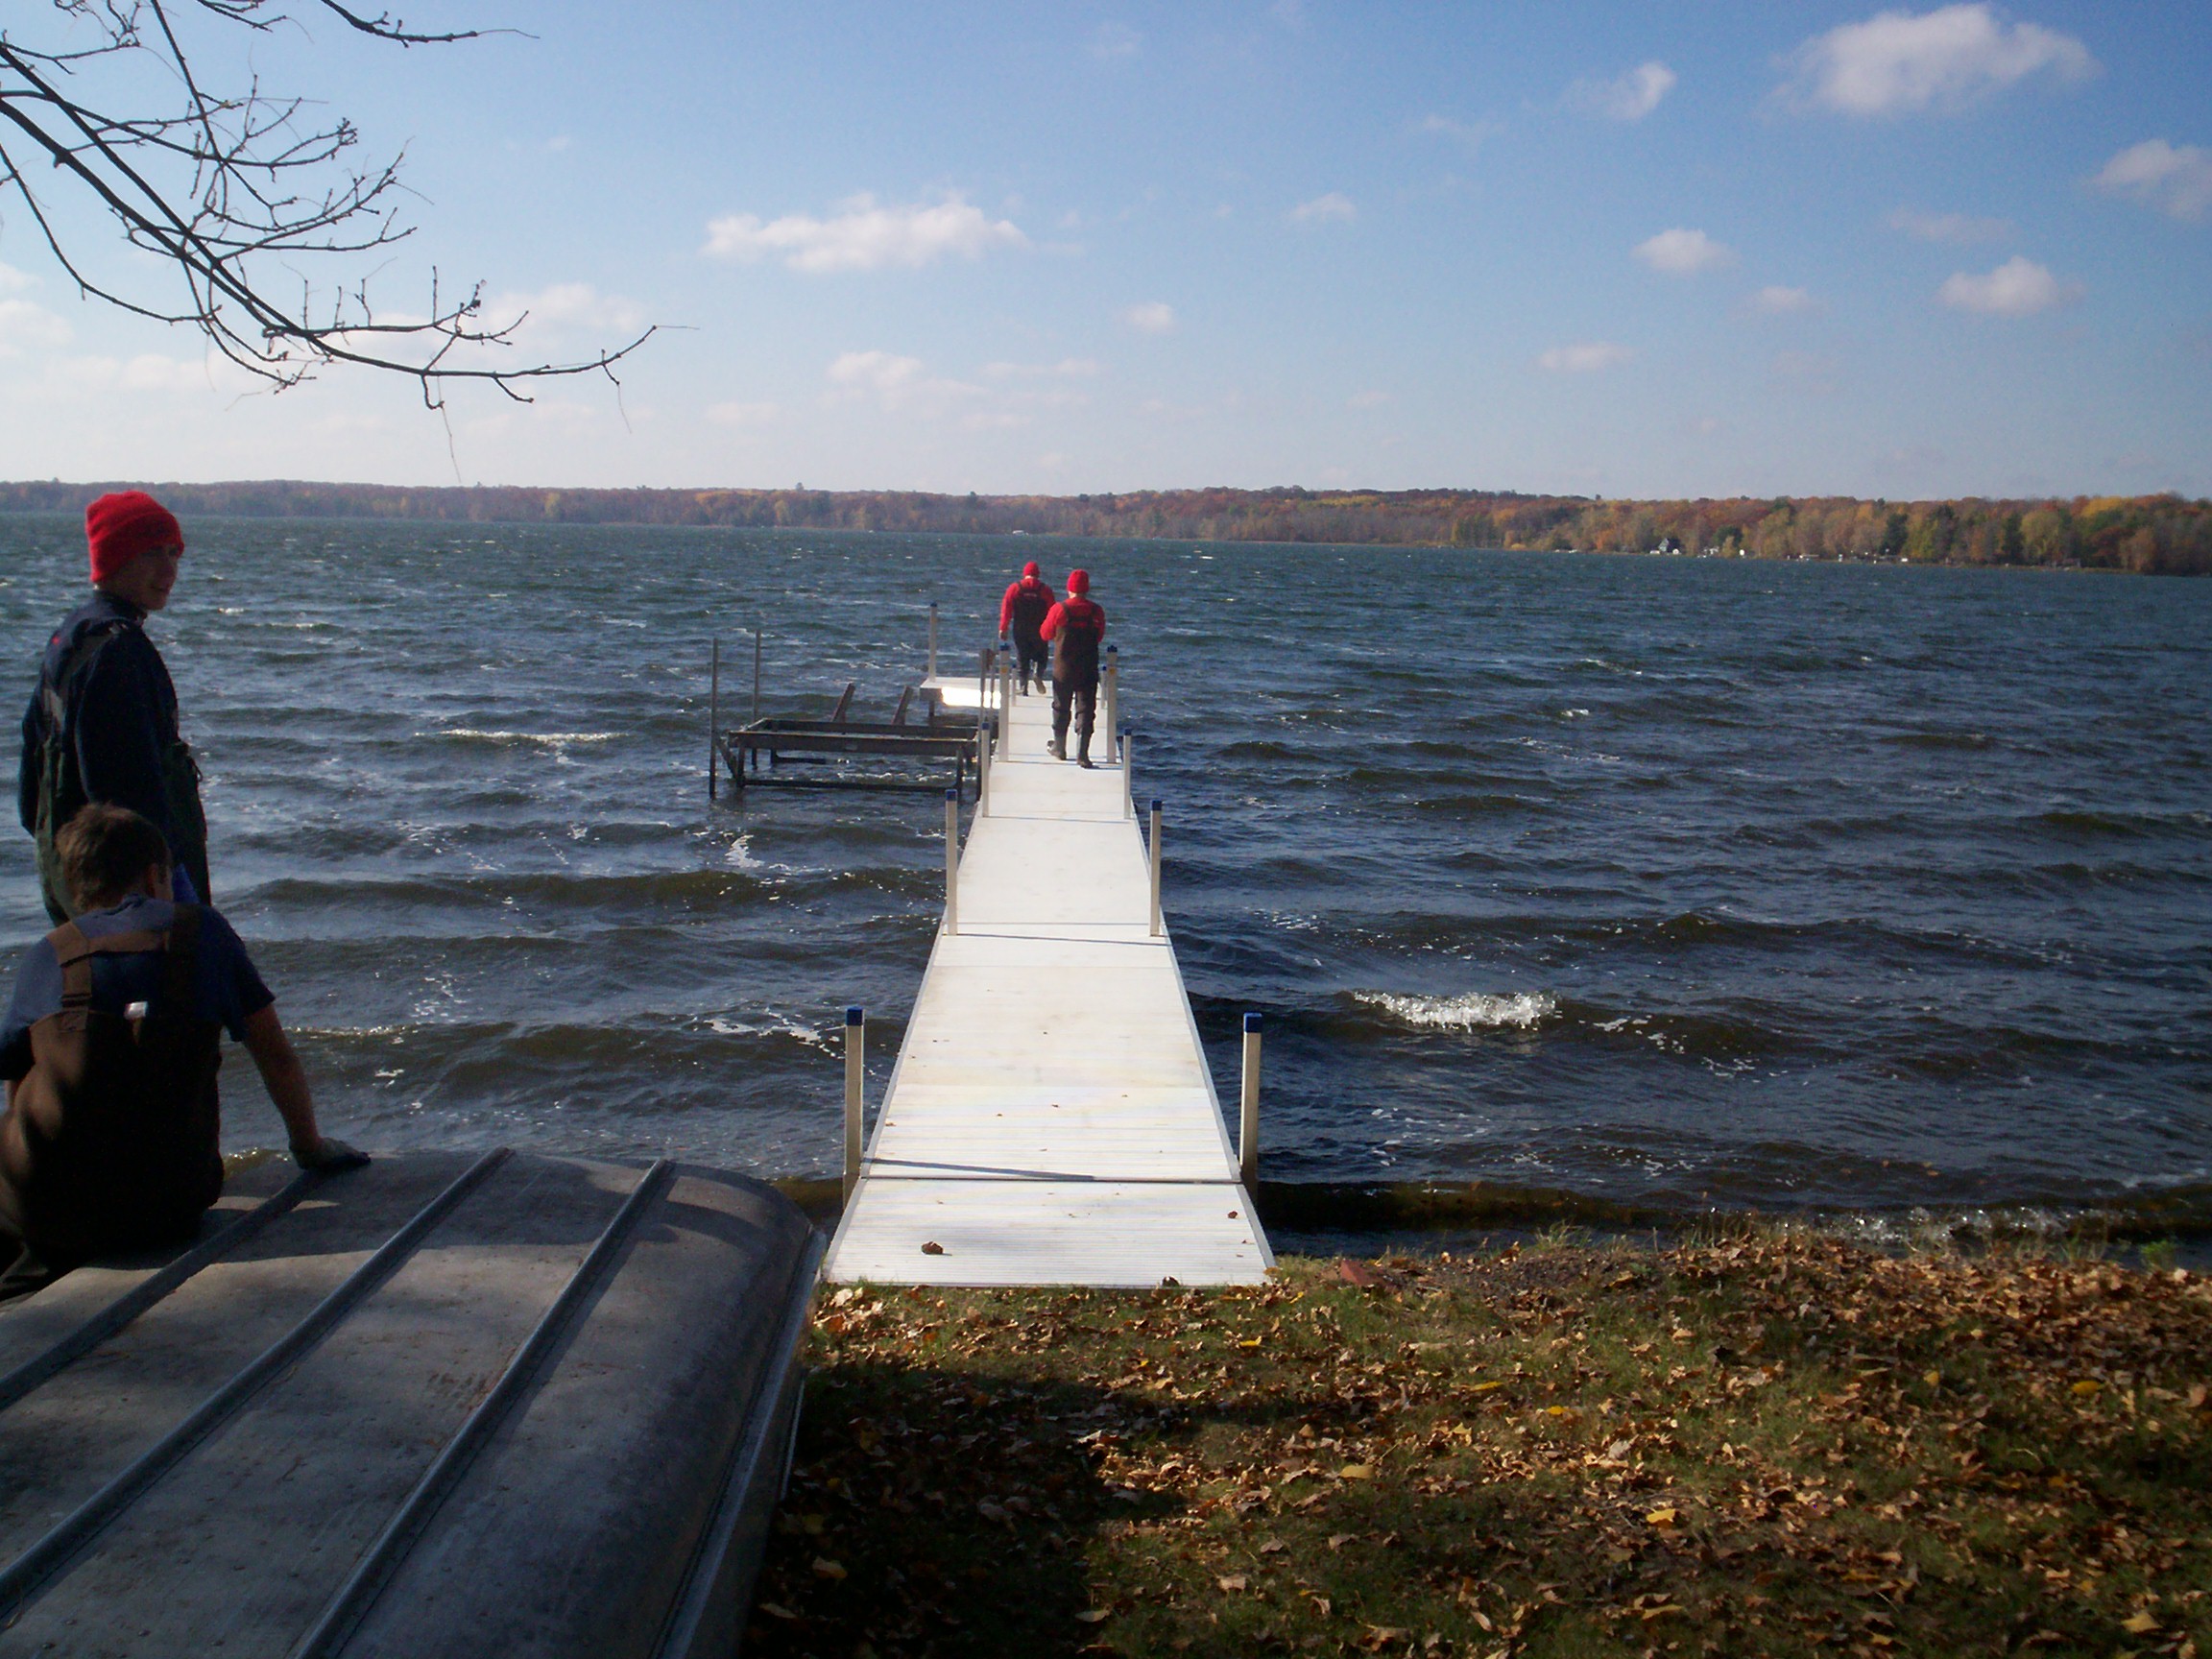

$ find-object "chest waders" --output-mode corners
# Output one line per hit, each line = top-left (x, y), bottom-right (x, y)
(0, 907), (224, 1262)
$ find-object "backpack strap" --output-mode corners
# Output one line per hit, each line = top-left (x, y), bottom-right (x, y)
(159, 904), (203, 1016)
(40, 617), (132, 730)
(47, 922), (94, 1031)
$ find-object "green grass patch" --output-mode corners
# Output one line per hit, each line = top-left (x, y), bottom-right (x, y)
(746, 1237), (2212, 1657)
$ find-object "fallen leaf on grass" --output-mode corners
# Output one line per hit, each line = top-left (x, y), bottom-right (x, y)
(1074, 1608), (1113, 1624)
(2122, 1613), (2161, 1635)
(1217, 1574), (1248, 1593)
(1338, 1462), (1374, 1479)
(810, 1557), (847, 1579)
(1329, 1533), (1355, 1550)
(1259, 1537), (1286, 1553)
(1468, 1380), (1504, 1396)
(757, 1602), (798, 1621)
(1645, 1507), (1678, 1527)
(2072, 1379), (2103, 1397)
(976, 1499), (1011, 1523)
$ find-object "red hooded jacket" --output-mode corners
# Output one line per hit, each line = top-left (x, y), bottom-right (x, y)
(998, 564), (1054, 640)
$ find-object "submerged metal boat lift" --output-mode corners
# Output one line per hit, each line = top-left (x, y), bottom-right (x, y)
(709, 604), (995, 801)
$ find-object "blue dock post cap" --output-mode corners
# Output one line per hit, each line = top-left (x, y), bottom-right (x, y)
(1150, 797), (1163, 812)
(1244, 1011), (1262, 1034)
(946, 787), (958, 800)
(846, 1005), (863, 1025)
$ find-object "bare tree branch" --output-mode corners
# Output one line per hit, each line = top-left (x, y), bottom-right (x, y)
(0, 2), (648, 403)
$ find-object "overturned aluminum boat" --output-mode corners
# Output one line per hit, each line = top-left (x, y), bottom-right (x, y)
(0, 1150), (820, 1657)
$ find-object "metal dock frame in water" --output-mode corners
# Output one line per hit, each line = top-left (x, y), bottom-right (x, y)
(709, 614), (993, 800)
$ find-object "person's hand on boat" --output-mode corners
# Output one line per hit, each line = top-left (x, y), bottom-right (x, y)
(293, 1135), (372, 1173)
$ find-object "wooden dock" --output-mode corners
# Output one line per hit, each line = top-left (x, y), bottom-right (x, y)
(823, 675), (1271, 1287)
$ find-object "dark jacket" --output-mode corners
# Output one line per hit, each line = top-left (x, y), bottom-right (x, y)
(18, 592), (209, 920)
(1041, 596), (1107, 685)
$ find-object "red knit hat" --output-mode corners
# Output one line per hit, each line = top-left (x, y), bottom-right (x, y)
(1065, 567), (1090, 594)
(85, 492), (183, 585)
(1022, 561), (1041, 578)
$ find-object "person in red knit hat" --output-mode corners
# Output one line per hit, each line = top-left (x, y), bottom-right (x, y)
(17, 491), (209, 925)
(996, 560), (1056, 696)
(1039, 567), (1108, 766)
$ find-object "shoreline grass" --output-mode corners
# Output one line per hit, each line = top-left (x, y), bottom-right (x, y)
(746, 1235), (2211, 1658)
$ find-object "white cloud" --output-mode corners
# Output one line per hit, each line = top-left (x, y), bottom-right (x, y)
(1887, 206), (2012, 242)
(703, 194), (1027, 273)
(706, 400), (779, 427)
(1567, 60), (1677, 121)
(823, 351), (1088, 430)
(1780, 4), (2097, 116)
(1749, 285), (1820, 315)
(488, 282), (646, 340)
(0, 262), (37, 296)
(0, 298), (73, 356)
(2093, 139), (2212, 223)
(1938, 255), (2080, 316)
(1120, 301), (1176, 335)
(1348, 390), (1390, 409)
(1418, 114), (1498, 152)
(1539, 341), (1634, 373)
(1634, 228), (1736, 276)
(1089, 22), (1142, 59)
(1289, 192), (1357, 225)
(981, 358), (1100, 380)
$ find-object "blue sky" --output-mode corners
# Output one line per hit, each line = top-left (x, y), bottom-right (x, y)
(1, 1), (2206, 497)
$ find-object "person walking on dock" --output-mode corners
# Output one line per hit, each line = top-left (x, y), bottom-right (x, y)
(0, 805), (367, 1299)
(998, 560), (1056, 694)
(1041, 568), (1108, 766)
(18, 491), (210, 925)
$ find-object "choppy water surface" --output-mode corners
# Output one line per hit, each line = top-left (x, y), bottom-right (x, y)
(2, 519), (2206, 1231)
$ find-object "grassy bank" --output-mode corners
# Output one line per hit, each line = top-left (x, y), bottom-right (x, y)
(744, 1236), (2211, 1658)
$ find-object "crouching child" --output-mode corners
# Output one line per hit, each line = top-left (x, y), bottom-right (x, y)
(0, 805), (367, 1295)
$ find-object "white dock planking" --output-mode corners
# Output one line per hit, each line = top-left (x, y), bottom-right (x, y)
(822, 674), (1272, 1286)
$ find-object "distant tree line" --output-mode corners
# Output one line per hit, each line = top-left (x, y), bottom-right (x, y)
(3, 480), (2206, 574)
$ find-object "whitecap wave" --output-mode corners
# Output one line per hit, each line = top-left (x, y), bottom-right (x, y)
(1354, 990), (1558, 1031)
(428, 729), (618, 747)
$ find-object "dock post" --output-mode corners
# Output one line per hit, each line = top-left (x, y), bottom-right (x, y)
(977, 727), (990, 815)
(944, 788), (960, 934)
(844, 1006), (864, 1200)
(998, 644), (1012, 745)
(709, 637), (720, 802)
(1148, 799), (1164, 937)
(1238, 1012), (1262, 1189)
(752, 629), (762, 726)
(979, 646), (992, 727)
(1103, 646), (1118, 760)
(927, 602), (939, 680)
(1121, 729), (1133, 818)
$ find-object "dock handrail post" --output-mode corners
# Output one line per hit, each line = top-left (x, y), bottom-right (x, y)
(998, 641), (1012, 744)
(843, 1006), (864, 1200)
(978, 646), (992, 729)
(944, 787), (959, 934)
(1238, 1012), (1262, 1188)
(709, 637), (720, 802)
(1148, 798), (1164, 937)
(927, 602), (938, 680)
(1121, 727), (1133, 819)
(752, 629), (762, 725)
(1104, 646), (1118, 760)
(977, 726), (990, 815)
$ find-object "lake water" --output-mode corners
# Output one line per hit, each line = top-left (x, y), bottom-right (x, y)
(3, 517), (2206, 1237)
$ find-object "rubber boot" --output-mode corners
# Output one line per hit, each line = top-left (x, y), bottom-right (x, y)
(1076, 733), (1094, 768)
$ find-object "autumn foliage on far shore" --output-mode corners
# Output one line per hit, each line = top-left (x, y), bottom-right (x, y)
(5, 482), (2208, 574)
